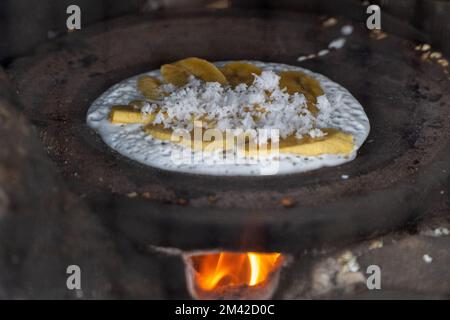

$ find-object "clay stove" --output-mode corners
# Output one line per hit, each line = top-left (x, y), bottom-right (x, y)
(1, 5), (449, 300)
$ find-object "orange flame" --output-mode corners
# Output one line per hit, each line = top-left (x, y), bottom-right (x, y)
(190, 252), (284, 291)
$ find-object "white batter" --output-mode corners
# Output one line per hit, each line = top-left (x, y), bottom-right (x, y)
(87, 61), (370, 176)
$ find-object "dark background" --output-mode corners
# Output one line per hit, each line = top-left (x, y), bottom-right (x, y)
(1, 0), (450, 64)
(0, 0), (449, 300)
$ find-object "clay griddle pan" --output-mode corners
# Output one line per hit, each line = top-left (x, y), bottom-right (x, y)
(8, 9), (450, 252)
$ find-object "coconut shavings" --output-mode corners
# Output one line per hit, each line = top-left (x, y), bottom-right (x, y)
(142, 71), (333, 139)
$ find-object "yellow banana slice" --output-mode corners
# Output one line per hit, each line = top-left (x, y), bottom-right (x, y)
(109, 105), (155, 124)
(278, 128), (354, 156)
(143, 124), (173, 141)
(220, 62), (262, 86)
(137, 75), (163, 100)
(174, 57), (228, 85)
(144, 123), (354, 156)
(161, 64), (190, 87)
(279, 71), (324, 114)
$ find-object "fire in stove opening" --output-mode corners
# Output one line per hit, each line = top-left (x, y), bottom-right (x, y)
(184, 251), (285, 300)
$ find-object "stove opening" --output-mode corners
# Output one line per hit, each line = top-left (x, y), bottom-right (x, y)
(184, 251), (285, 300)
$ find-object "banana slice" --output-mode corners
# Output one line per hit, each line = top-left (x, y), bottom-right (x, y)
(109, 105), (155, 124)
(161, 64), (191, 87)
(144, 123), (354, 156)
(143, 124), (174, 141)
(278, 128), (354, 156)
(174, 57), (228, 85)
(220, 62), (262, 87)
(279, 71), (324, 114)
(137, 75), (163, 100)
